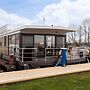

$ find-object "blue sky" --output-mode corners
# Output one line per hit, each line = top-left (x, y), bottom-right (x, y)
(0, 0), (59, 19)
(0, 0), (90, 26)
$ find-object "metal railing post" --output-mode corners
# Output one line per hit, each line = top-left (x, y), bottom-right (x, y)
(45, 48), (46, 62)
(35, 48), (37, 62)
(22, 48), (24, 62)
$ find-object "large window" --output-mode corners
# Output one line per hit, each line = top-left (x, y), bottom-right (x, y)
(56, 36), (65, 48)
(15, 34), (19, 48)
(22, 36), (33, 48)
(34, 35), (44, 57)
(46, 36), (55, 48)
(9, 35), (16, 54)
(34, 35), (44, 48)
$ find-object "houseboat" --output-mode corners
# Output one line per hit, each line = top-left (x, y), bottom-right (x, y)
(0, 25), (75, 69)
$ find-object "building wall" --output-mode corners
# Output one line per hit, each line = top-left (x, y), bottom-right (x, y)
(21, 28), (66, 35)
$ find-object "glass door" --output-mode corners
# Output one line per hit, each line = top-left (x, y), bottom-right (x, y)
(22, 35), (34, 61)
(46, 36), (55, 56)
(46, 36), (55, 48)
(34, 35), (44, 57)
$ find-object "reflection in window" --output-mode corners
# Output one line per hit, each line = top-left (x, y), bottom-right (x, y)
(9, 35), (16, 54)
(34, 35), (44, 48)
(22, 36), (33, 48)
(15, 34), (19, 48)
(56, 36), (65, 48)
(34, 35), (44, 57)
(46, 36), (55, 48)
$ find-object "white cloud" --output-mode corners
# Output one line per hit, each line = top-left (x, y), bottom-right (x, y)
(0, 0), (90, 27)
(0, 8), (32, 26)
(33, 0), (90, 26)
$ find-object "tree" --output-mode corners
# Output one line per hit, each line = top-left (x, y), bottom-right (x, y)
(67, 24), (84, 46)
(82, 18), (90, 44)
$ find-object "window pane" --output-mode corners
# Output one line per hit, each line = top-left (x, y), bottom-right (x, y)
(22, 36), (33, 48)
(46, 36), (55, 48)
(15, 34), (19, 48)
(34, 35), (44, 48)
(9, 35), (16, 54)
(34, 35), (44, 57)
(6, 36), (8, 47)
(56, 36), (65, 48)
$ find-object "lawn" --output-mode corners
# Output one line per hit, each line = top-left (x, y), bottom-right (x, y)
(0, 71), (90, 90)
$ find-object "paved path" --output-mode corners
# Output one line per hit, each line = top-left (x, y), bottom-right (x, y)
(0, 63), (90, 85)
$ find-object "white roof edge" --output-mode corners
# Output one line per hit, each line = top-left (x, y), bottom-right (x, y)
(0, 24), (76, 31)
(18, 25), (75, 31)
(22, 25), (67, 28)
(0, 25), (75, 36)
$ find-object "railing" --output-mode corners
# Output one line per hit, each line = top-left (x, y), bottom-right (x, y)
(45, 47), (88, 62)
(15, 48), (37, 62)
(45, 48), (61, 61)
(0, 46), (89, 63)
(66, 48), (87, 61)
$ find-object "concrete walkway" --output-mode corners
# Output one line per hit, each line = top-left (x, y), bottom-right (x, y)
(0, 63), (90, 85)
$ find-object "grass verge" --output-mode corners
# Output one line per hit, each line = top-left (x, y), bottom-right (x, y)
(0, 71), (90, 90)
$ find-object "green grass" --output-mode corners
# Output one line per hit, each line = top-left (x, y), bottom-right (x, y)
(0, 71), (90, 90)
